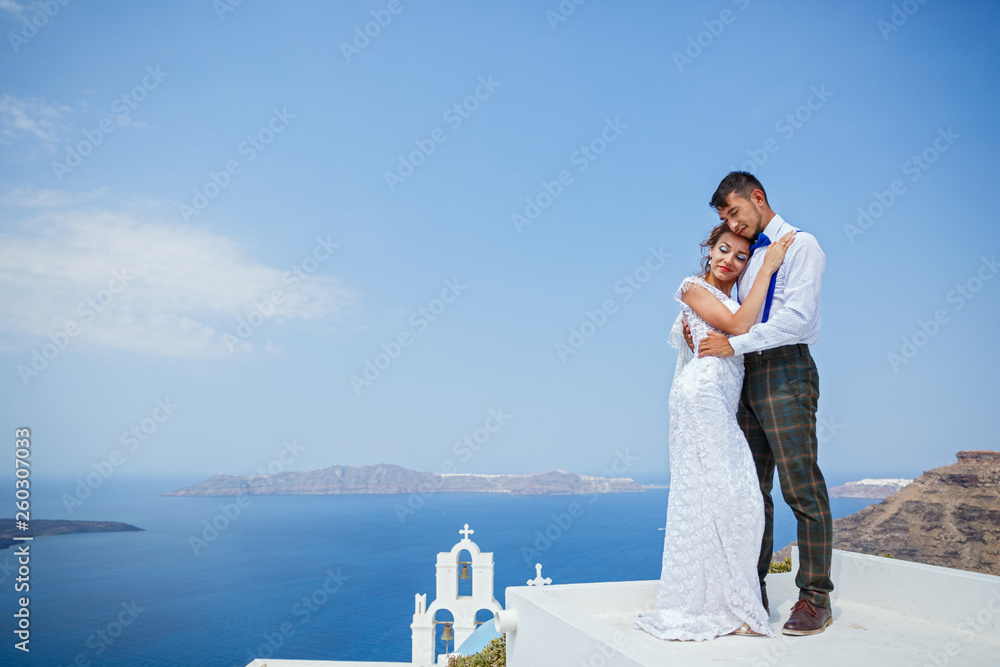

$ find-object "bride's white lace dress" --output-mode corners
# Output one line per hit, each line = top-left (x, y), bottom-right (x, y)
(633, 275), (773, 640)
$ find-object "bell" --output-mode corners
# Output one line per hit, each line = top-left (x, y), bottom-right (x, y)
(441, 622), (454, 642)
(459, 563), (470, 580)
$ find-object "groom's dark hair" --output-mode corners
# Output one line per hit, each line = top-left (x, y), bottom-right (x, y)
(710, 171), (768, 210)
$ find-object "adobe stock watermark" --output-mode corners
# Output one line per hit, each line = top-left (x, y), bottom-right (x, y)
(340, 0), (414, 63)
(350, 278), (467, 395)
(729, 85), (833, 174)
(750, 631), (797, 667)
(844, 126), (959, 244)
(52, 65), (169, 182)
(61, 398), (179, 514)
(223, 236), (340, 353)
(179, 107), (294, 223)
(918, 587), (1000, 667)
(17, 268), (134, 386)
(510, 116), (627, 234)
(213, 0), (245, 21)
(520, 449), (637, 565)
(58, 600), (145, 666)
(545, 0), (590, 31)
(189, 439), (305, 556)
(556, 246), (669, 362)
(878, 0), (931, 41)
(672, 0), (752, 73)
(240, 567), (350, 665)
(816, 414), (844, 448)
(393, 407), (513, 523)
(578, 631), (629, 667)
(384, 75), (501, 192)
(0, 552), (16, 586)
(887, 255), (997, 373)
(7, 0), (71, 54)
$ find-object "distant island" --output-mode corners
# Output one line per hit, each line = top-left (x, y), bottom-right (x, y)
(0, 519), (144, 551)
(776, 450), (1000, 576)
(165, 463), (645, 497)
(828, 478), (913, 499)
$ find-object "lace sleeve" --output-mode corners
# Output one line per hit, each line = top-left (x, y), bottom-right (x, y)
(676, 274), (725, 303)
(668, 311), (694, 382)
(675, 275), (702, 303)
(669, 276), (703, 380)
(668, 311), (687, 351)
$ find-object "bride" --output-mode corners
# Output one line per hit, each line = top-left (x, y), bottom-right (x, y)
(633, 223), (796, 640)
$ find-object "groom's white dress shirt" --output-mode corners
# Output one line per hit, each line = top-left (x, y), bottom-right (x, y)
(729, 213), (825, 355)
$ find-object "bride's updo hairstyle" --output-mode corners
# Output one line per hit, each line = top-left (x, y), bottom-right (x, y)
(699, 222), (731, 277)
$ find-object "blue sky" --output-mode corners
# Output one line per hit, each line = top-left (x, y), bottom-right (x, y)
(1, 0), (998, 487)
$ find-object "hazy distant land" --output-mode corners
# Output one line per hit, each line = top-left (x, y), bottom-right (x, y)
(828, 478), (913, 499)
(0, 519), (144, 551)
(166, 465), (926, 499)
(165, 463), (645, 497)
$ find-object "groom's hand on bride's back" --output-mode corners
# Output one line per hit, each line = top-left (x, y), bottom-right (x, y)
(698, 330), (734, 358)
(683, 318), (695, 352)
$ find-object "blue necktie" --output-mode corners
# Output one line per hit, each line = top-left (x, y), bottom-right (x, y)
(737, 233), (778, 323)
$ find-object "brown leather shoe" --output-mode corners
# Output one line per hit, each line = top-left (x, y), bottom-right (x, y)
(781, 599), (832, 636)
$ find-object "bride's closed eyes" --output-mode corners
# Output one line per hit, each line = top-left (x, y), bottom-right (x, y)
(719, 243), (748, 263)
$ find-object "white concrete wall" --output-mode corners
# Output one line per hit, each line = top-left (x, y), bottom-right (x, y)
(503, 584), (643, 667)
(821, 547), (1000, 633)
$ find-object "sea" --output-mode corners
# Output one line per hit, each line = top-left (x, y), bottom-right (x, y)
(0, 476), (879, 667)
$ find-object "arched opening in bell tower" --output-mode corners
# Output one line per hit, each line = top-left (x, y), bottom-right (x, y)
(456, 548), (473, 597)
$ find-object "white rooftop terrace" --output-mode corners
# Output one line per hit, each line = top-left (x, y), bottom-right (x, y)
(246, 548), (1000, 667)
(499, 547), (1000, 666)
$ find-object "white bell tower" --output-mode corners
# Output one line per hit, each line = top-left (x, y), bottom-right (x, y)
(410, 524), (503, 666)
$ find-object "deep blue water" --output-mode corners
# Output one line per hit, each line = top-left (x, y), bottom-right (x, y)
(0, 477), (877, 667)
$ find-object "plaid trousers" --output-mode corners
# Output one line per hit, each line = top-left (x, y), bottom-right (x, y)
(738, 343), (833, 608)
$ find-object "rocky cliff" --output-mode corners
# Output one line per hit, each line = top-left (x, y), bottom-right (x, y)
(778, 450), (1000, 576)
(164, 463), (644, 497)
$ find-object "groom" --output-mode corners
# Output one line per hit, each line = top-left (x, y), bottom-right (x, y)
(698, 171), (833, 636)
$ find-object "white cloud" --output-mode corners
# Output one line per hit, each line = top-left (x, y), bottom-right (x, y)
(0, 188), (357, 357)
(0, 94), (76, 144)
(0, 186), (109, 208)
(0, 0), (23, 13)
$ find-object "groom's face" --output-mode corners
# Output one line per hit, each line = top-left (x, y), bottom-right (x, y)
(718, 192), (764, 240)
